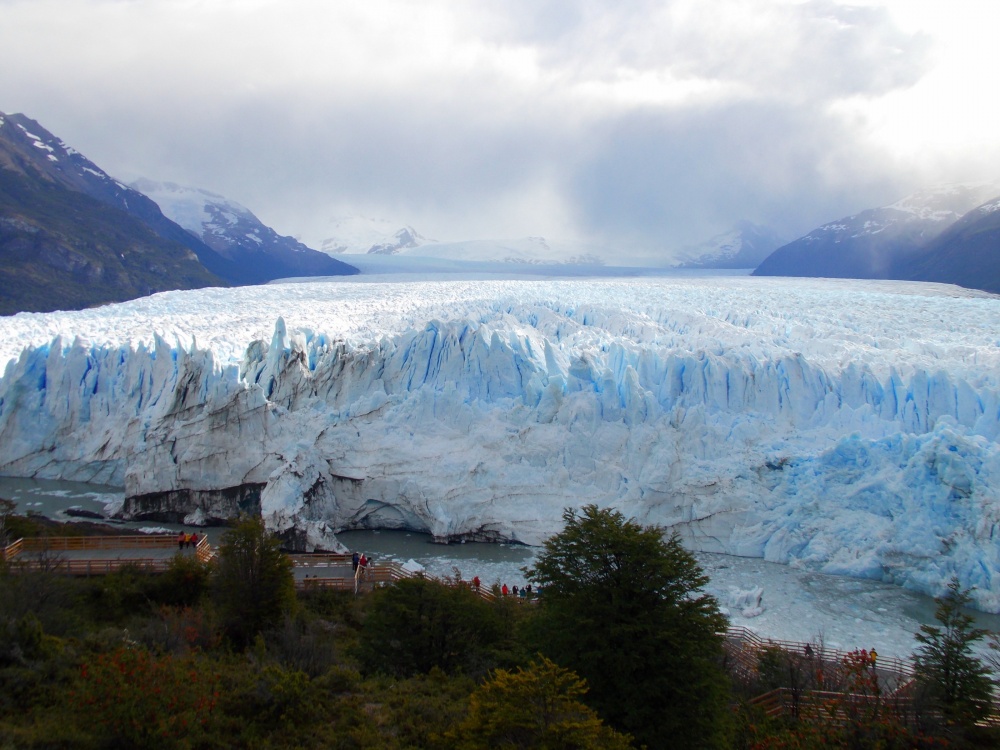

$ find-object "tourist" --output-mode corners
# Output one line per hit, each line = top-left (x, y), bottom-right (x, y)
(501, 583), (509, 596)
(472, 576), (481, 592)
(352, 551), (360, 572)
(177, 531), (186, 550)
(189, 532), (199, 549)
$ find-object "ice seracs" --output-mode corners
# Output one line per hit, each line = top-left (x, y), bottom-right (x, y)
(1, 275), (1000, 610)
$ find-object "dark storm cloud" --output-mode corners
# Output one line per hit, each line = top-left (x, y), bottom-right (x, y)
(562, 100), (905, 249)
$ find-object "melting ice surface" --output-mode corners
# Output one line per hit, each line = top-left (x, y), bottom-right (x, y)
(1, 275), (1000, 611)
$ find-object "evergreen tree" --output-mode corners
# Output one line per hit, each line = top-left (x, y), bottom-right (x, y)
(913, 577), (994, 726)
(212, 515), (296, 648)
(526, 505), (731, 749)
(357, 575), (504, 678)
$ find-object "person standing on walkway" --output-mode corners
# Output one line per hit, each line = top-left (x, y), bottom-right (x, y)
(472, 576), (481, 592)
(352, 551), (360, 572)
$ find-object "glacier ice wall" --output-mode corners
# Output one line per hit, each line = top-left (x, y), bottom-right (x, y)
(1, 277), (1000, 609)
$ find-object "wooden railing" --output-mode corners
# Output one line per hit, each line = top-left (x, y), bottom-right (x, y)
(1, 537), (23, 562)
(725, 625), (914, 679)
(293, 561), (505, 602)
(288, 553), (355, 567)
(750, 687), (919, 724)
(2, 534), (213, 574)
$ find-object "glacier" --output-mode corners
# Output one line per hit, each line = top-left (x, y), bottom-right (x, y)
(1, 275), (1000, 610)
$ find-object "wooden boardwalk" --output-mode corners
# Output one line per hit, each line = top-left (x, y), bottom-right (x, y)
(1, 534), (213, 574)
(725, 625), (914, 692)
(1, 537), (499, 601)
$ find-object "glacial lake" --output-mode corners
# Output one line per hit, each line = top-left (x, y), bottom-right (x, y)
(3, 475), (1000, 661)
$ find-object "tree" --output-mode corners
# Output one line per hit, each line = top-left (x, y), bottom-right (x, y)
(526, 504), (731, 749)
(446, 656), (633, 749)
(211, 515), (296, 648)
(357, 575), (504, 678)
(0, 497), (14, 548)
(912, 577), (994, 726)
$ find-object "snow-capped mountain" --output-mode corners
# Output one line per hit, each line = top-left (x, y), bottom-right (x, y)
(0, 112), (230, 272)
(131, 180), (357, 282)
(367, 226), (429, 255)
(0, 112), (223, 314)
(315, 214), (432, 255)
(754, 182), (1000, 281)
(3, 276), (1000, 611)
(675, 222), (785, 269)
(316, 215), (614, 265)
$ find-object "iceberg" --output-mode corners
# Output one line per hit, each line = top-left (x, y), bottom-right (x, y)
(1, 276), (1000, 610)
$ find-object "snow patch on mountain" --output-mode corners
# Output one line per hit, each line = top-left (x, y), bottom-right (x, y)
(313, 214), (428, 255)
(802, 182), (1000, 242)
(130, 180), (255, 241)
(976, 198), (1000, 216)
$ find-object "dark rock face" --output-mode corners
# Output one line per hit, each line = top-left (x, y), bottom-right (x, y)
(0, 111), (359, 315)
(120, 483), (266, 525)
(753, 184), (1000, 291)
(0, 169), (222, 315)
(753, 208), (936, 279)
(901, 199), (1000, 294)
(0, 113), (227, 314)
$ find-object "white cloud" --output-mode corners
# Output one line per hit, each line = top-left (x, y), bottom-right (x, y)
(0, 0), (994, 256)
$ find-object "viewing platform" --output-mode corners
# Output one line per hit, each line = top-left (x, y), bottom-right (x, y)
(1, 534), (213, 574)
(0, 537), (494, 598)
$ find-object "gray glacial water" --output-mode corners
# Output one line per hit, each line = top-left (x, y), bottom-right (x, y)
(3, 476), (999, 661)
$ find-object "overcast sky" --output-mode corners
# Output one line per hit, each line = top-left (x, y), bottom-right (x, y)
(2, 0), (998, 256)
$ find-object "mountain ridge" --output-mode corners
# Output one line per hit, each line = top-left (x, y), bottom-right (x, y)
(753, 182), (1000, 288)
(130, 180), (358, 282)
(0, 113), (225, 315)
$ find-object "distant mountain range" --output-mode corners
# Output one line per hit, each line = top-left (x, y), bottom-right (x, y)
(0, 111), (355, 315)
(316, 213), (786, 269)
(5, 109), (999, 312)
(753, 183), (1000, 292)
(674, 222), (785, 269)
(315, 214), (433, 256)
